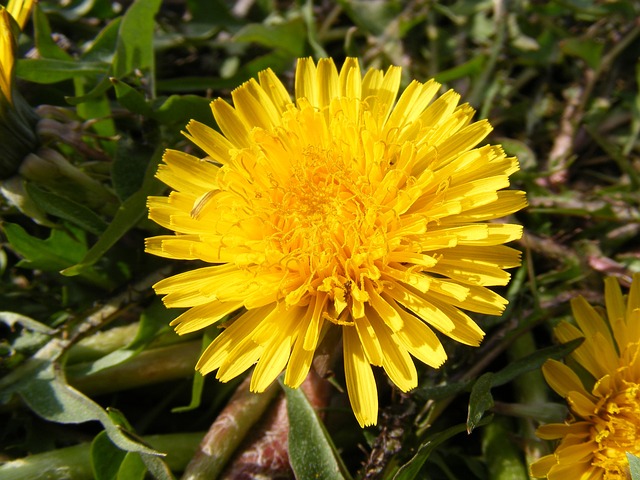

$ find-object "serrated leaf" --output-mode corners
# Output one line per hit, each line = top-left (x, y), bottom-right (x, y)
(467, 372), (495, 433)
(25, 182), (108, 235)
(16, 58), (109, 84)
(282, 381), (352, 480)
(3, 222), (87, 271)
(113, 0), (162, 79)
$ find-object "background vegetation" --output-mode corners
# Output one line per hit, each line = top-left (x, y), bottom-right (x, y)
(1, 0), (640, 478)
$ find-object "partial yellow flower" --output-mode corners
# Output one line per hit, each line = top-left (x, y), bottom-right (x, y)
(0, 6), (15, 104)
(146, 57), (526, 427)
(0, 4), (38, 179)
(531, 274), (640, 479)
(1, 0), (34, 105)
(6, 0), (35, 31)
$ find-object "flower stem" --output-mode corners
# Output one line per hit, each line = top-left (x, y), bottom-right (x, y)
(181, 376), (280, 480)
(506, 330), (550, 467)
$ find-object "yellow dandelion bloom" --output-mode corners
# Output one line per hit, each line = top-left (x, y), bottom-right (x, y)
(146, 57), (526, 427)
(531, 273), (640, 479)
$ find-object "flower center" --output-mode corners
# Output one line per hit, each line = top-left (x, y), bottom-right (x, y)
(591, 352), (640, 479)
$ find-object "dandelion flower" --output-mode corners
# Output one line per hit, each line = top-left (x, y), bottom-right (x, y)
(530, 274), (640, 479)
(146, 57), (526, 427)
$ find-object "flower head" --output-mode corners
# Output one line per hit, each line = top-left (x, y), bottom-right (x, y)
(531, 274), (640, 479)
(146, 57), (526, 427)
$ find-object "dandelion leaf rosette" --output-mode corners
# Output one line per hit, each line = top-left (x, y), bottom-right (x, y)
(531, 274), (640, 479)
(146, 57), (526, 427)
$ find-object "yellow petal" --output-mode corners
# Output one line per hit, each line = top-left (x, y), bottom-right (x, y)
(368, 308), (417, 391)
(343, 326), (378, 427)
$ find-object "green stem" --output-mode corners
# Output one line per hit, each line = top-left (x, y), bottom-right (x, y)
(0, 432), (205, 480)
(181, 376), (280, 480)
(67, 340), (202, 396)
(506, 331), (550, 470)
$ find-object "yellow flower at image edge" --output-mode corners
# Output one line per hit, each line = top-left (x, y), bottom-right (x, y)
(146, 57), (527, 427)
(531, 274), (640, 479)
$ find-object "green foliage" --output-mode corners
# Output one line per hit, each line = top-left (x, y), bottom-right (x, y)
(629, 453), (640, 480)
(282, 382), (352, 480)
(2, 0), (640, 478)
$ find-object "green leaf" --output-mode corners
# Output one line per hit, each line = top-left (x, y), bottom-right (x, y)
(42, 0), (97, 21)
(152, 94), (213, 126)
(3, 222), (87, 271)
(561, 37), (604, 70)
(75, 299), (172, 376)
(83, 17), (122, 63)
(111, 78), (154, 117)
(490, 338), (583, 388)
(117, 453), (147, 480)
(92, 431), (127, 480)
(393, 418), (491, 480)
(466, 339), (583, 432)
(25, 183), (108, 235)
(33, 4), (73, 60)
(336, 0), (402, 36)
(282, 381), (352, 480)
(186, 0), (236, 27)
(111, 134), (156, 201)
(113, 0), (162, 79)
(16, 58), (109, 84)
(467, 372), (495, 433)
(482, 418), (528, 480)
(172, 326), (216, 413)
(0, 311), (56, 335)
(17, 363), (162, 456)
(62, 146), (165, 276)
(628, 453), (640, 480)
(413, 379), (473, 401)
(233, 17), (307, 56)
(73, 78), (117, 140)
(139, 453), (174, 480)
(433, 55), (487, 84)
